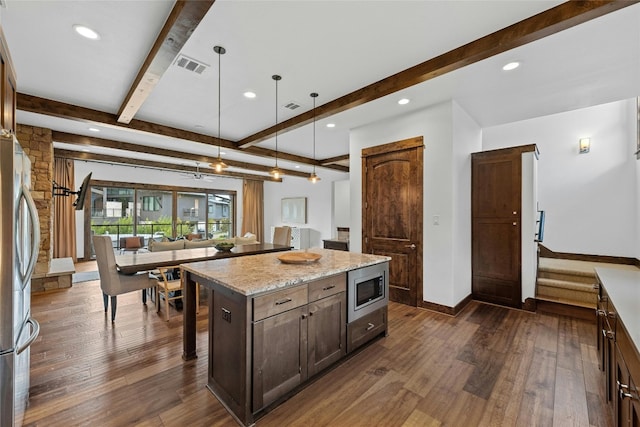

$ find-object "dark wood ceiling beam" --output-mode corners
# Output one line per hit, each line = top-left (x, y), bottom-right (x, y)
(237, 0), (638, 149)
(54, 148), (282, 182)
(320, 154), (349, 165)
(18, 94), (349, 173)
(53, 131), (317, 178)
(18, 93), (236, 149)
(242, 145), (349, 173)
(117, 0), (215, 123)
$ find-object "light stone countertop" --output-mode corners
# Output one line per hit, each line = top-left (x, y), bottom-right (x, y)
(181, 248), (391, 296)
(595, 267), (640, 352)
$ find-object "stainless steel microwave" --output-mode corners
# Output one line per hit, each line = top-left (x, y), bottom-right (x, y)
(347, 262), (389, 323)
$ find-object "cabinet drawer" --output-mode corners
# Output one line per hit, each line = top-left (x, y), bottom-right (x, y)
(253, 285), (308, 321)
(347, 306), (387, 354)
(308, 273), (346, 302)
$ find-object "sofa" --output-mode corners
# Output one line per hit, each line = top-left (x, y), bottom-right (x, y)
(148, 233), (260, 252)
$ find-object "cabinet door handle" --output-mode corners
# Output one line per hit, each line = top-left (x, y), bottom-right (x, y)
(596, 309), (606, 317)
(618, 382), (635, 400)
(301, 314), (307, 319)
(322, 285), (336, 291)
(603, 330), (615, 340)
(366, 323), (375, 331)
(275, 297), (292, 306)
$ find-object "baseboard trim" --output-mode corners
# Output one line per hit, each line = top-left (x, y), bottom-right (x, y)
(539, 244), (639, 267)
(522, 297), (537, 312)
(420, 294), (472, 316)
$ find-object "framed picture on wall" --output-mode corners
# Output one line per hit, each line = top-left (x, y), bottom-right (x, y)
(281, 197), (307, 224)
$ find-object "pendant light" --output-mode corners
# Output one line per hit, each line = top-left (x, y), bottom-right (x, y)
(210, 45), (228, 173)
(307, 92), (321, 183)
(270, 74), (284, 179)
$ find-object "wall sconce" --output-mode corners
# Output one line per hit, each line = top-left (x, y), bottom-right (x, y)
(579, 138), (590, 154)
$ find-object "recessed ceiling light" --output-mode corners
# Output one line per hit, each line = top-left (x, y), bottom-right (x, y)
(502, 61), (520, 71)
(73, 25), (100, 40)
(295, 165), (300, 169)
(82, 148), (90, 152)
(194, 125), (204, 129)
(220, 151), (226, 156)
(398, 98), (410, 105)
(244, 92), (256, 99)
(326, 123), (335, 128)
(88, 127), (100, 132)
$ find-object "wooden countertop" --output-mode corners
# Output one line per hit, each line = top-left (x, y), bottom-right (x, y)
(182, 248), (390, 296)
(595, 267), (640, 351)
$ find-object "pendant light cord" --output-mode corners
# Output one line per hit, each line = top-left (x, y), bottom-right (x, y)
(217, 49), (221, 158)
(312, 95), (316, 174)
(274, 76), (279, 167)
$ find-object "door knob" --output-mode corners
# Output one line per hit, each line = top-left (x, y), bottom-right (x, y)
(405, 244), (416, 249)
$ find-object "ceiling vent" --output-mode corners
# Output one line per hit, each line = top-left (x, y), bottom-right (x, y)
(283, 101), (301, 110)
(173, 54), (209, 74)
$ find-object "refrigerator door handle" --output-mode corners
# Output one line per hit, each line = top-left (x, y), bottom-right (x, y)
(20, 183), (41, 284)
(16, 317), (40, 355)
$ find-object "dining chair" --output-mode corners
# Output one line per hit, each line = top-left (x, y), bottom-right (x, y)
(93, 235), (156, 322)
(272, 226), (292, 247)
(154, 266), (199, 321)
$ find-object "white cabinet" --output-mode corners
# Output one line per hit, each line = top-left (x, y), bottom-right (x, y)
(270, 227), (310, 249)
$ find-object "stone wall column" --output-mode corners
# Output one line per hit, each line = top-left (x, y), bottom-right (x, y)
(16, 124), (54, 290)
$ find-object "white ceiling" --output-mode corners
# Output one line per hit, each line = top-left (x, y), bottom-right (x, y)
(2, 1), (639, 178)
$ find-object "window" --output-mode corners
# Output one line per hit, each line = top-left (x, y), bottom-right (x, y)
(207, 193), (233, 239)
(142, 196), (161, 211)
(87, 183), (236, 258)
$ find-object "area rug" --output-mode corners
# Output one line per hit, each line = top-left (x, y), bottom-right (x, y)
(72, 271), (100, 284)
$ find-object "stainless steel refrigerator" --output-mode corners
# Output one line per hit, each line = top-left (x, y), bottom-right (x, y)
(0, 132), (41, 426)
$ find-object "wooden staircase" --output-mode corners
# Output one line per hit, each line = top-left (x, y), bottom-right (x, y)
(536, 257), (640, 310)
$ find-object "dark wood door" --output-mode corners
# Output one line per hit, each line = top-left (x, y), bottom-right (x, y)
(0, 28), (16, 133)
(471, 147), (526, 308)
(631, 376), (640, 427)
(616, 347), (631, 427)
(307, 292), (346, 377)
(362, 137), (423, 307)
(252, 306), (307, 411)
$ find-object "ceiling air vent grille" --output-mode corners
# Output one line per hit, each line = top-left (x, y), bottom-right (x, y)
(174, 54), (209, 74)
(283, 102), (300, 110)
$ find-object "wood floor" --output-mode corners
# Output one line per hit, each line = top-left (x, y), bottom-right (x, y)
(25, 263), (612, 426)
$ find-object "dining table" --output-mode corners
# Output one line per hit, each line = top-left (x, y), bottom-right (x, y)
(114, 242), (292, 361)
(114, 243), (291, 275)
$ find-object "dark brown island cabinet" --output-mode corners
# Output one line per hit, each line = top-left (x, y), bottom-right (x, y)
(181, 249), (390, 426)
(595, 268), (640, 426)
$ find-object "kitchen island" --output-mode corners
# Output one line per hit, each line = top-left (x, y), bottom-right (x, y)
(181, 248), (390, 426)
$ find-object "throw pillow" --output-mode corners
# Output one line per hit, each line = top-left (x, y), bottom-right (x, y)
(125, 236), (142, 249)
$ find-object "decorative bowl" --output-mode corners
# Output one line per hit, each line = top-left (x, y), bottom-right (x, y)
(214, 242), (235, 252)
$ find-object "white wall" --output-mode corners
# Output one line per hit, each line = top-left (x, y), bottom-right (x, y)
(451, 102), (483, 304)
(350, 100), (481, 308)
(74, 161), (243, 258)
(333, 180), (350, 229)
(483, 99), (638, 258)
(264, 169), (348, 248)
(521, 152), (538, 302)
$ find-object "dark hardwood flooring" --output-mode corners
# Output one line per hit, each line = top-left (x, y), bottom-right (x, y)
(25, 268), (612, 426)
